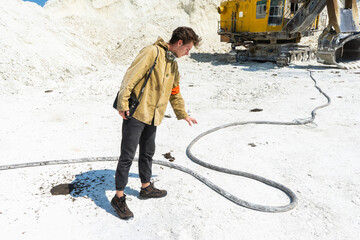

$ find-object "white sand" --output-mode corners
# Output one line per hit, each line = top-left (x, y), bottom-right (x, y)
(0, 0), (359, 239)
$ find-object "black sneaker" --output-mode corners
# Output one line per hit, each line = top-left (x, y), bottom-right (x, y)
(111, 194), (134, 219)
(139, 182), (167, 199)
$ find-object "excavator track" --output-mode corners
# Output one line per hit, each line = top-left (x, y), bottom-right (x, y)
(233, 44), (318, 66)
(276, 46), (317, 66)
(288, 49), (317, 64)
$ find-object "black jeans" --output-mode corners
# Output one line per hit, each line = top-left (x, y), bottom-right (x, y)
(115, 117), (157, 191)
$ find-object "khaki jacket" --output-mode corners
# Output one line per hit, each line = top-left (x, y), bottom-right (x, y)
(115, 38), (188, 126)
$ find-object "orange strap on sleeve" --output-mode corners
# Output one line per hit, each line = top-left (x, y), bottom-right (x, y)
(171, 85), (180, 95)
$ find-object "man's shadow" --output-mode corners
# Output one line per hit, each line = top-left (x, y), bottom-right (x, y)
(68, 169), (152, 217)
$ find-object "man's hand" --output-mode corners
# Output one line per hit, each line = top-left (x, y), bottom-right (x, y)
(119, 110), (130, 120)
(185, 116), (197, 126)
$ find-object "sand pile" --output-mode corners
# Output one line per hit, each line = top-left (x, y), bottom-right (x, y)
(0, 0), (107, 93)
(0, 0), (228, 94)
(44, 0), (227, 62)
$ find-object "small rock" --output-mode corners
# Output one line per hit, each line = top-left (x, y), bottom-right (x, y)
(163, 152), (175, 162)
(50, 183), (74, 195)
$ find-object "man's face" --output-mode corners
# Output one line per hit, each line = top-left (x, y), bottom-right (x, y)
(173, 40), (193, 58)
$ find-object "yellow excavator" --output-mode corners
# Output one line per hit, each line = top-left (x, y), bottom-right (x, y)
(217, 0), (360, 68)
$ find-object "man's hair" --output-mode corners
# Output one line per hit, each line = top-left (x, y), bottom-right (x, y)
(169, 26), (201, 47)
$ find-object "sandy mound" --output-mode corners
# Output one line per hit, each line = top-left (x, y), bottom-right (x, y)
(0, 0), (231, 94)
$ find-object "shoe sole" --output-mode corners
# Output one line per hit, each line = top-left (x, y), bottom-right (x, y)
(139, 193), (167, 200)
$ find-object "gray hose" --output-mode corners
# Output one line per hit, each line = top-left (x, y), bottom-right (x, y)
(185, 71), (331, 212)
(0, 71), (330, 213)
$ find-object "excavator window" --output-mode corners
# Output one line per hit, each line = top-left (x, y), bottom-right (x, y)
(268, 0), (285, 25)
(290, 3), (299, 14)
(256, 0), (267, 19)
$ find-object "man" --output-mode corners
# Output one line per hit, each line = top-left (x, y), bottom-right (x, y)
(112, 27), (201, 219)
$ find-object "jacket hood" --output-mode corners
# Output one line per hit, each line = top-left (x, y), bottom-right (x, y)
(154, 37), (168, 50)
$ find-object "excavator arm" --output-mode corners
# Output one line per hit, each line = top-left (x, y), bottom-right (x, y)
(282, 0), (327, 33)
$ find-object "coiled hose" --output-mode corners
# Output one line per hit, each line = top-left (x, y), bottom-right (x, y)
(0, 71), (330, 213)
